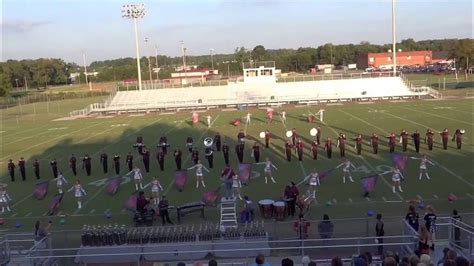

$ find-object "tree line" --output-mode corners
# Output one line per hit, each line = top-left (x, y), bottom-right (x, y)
(0, 38), (472, 96)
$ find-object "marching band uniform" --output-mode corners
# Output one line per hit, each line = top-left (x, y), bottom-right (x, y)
(291, 128), (297, 146)
(33, 159), (40, 179)
(68, 182), (86, 209)
(337, 133), (346, 157)
(412, 130), (421, 153)
(452, 129), (463, 149)
(133, 167), (143, 191)
(400, 130), (409, 152)
(370, 133), (379, 154)
(136, 136), (143, 144)
(440, 128), (449, 150)
(324, 138), (333, 159)
(174, 149), (182, 170)
(296, 139), (304, 161)
(252, 143), (261, 163)
(50, 159), (58, 178)
(136, 137), (144, 154)
(205, 147), (214, 168)
(316, 126), (322, 144)
(221, 166), (236, 198)
(222, 144), (230, 165)
(235, 144), (244, 163)
(18, 157), (26, 181)
(126, 152), (133, 172)
(284, 141), (292, 162)
(156, 150), (165, 171)
(186, 137), (194, 152)
(191, 149), (199, 165)
(70, 155), (77, 176)
(82, 155), (91, 176)
(353, 135), (363, 155)
(425, 130), (434, 150)
(0, 187), (12, 213)
(307, 114), (315, 123)
(214, 134), (222, 152)
(54, 173), (68, 194)
(387, 133), (396, 153)
(188, 162), (210, 188)
(158, 136), (168, 155)
(311, 138), (318, 160)
(141, 149), (150, 172)
(237, 130), (246, 148)
(113, 155), (120, 175)
(100, 153), (108, 174)
(7, 160), (15, 182)
(264, 130), (271, 148)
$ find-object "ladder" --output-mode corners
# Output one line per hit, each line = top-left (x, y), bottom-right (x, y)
(220, 197), (238, 228)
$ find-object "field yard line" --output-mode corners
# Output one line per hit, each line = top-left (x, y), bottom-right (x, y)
(338, 110), (388, 134)
(0, 122), (102, 161)
(2, 126), (56, 145)
(279, 114), (287, 130)
(24, 212), (32, 217)
(164, 115), (220, 195)
(367, 107), (438, 132)
(398, 106), (472, 126)
(11, 194), (34, 208)
(369, 109), (474, 188)
(1, 123), (52, 140)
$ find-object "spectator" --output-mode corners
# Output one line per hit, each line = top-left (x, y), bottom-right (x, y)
(452, 209), (461, 246)
(400, 256), (409, 266)
(443, 260), (456, 266)
(353, 257), (367, 266)
(301, 256), (311, 266)
(424, 205), (437, 239)
(454, 256), (469, 266)
(446, 250), (457, 260)
(308, 262), (316, 266)
(409, 255), (419, 266)
(294, 214), (311, 239)
(243, 196), (255, 223)
(318, 214), (334, 245)
(382, 257), (396, 266)
(418, 224), (434, 255)
(363, 252), (372, 265)
(405, 205), (419, 232)
(177, 263), (185, 266)
(136, 191), (150, 214)
(420, 254), (432, 265)
(436, 247), (450, 265)
(331, 257), (343, 266)
(375, 213), (385, 255)
(208, 259), (218, 266)
(251, 254), (270, 266)
(34, 220), (52, 247)
(281, 258), (294, 266)
(158, 196), (173, 225)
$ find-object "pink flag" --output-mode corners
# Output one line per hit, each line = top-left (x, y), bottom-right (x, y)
(124, 193), (138, 211)
(106, 176), (121, 196)
(238, 163), (252, 184)
(174, 170), (188, 192)
(47, 194), (63, 215)
(361, 175), (378, 193)
(33, 181), (49, 200)
(391, 153), (408, 171)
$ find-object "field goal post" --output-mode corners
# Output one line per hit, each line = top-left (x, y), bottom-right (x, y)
(308, 109), (325, 123)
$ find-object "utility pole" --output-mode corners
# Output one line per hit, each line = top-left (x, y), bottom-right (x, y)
(144, 37), (153, 85)
(210, 48), (215, 70)
(15, 78), (19, 89)
(181, 41), (187, 86)
(24, 76), (28, 91)
(392, 0), (397, 76)
(82, 52), (89, 85)
(155, 45), (159, 80)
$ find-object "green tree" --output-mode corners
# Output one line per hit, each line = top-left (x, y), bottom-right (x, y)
(251, 45), (268, 62)
(450, 39), (474, 70)
(0, 66), (13, 96)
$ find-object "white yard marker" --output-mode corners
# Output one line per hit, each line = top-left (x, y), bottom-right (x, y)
(382, 197), (387, 202)
(366, 197), (371, 202)
(89, 209), (96, 214)
(103, 209), (110, 214)
(416, 195), (423, 200)
(466, 193), (473, 199)
(24, 212), (32, 217)
(121, 208), (127, 213)
(11, 213), (18, 218)
(332, 198), (338, 204)
(433, 194), (439, 199)
(348, 198), (353, 203)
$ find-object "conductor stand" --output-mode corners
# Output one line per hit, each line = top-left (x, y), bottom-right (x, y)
(220, 197), (238, 229)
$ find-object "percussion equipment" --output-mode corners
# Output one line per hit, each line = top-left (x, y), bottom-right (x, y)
(286, 131), (293, 138)
(273, 201), (287, 221)
(204, 137), (214, 147)
(259, 132), (266, 139)
(460, 129), (465, 134)
(258, 199), (274, 219)
(310, 128), (318, 136)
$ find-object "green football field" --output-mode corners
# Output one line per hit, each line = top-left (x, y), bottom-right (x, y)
(0, 96), (473, 231)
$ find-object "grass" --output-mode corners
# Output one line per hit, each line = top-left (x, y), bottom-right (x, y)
(0, 96), (473, 234)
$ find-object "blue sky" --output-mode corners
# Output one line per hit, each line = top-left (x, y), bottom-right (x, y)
(1, 0), (472, 64)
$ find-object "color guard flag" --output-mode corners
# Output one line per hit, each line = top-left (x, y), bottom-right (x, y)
(319, 168), (335, 180)
(391, 153), (408, 171)
(361, 175), (378, 193)
(238, 163), (251, 184)
(106, 176), (121, 196)
(174, 170), (187, 192)
(124, 193), (138, 211)
(33, 181), (49, 200)
(192, 112), (199, 125)
(232, 119), (241, 127)
(202, 188), (220, 206)
(47, 194), (63, 215)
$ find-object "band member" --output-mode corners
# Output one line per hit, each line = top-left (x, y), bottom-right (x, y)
(296, 138), (304, 161)
(256, 157), (277, 184)
(33, 159), (40, 179)
(135, 137), (145, 154)
(54, 171), (68, 194)
(173, 149), (182, 170)
(188, 160), (210, 188)
(18, 157), (26, 181)
(235, 144), (244, 163)
(158, 136), (169, 155)
(400, 130), (409, 152)
(266, 107), (274, 123)
(186, 137), (194, 152)
(68, 180), (86, 209)
(222, 143), (230, 165)
(353, 134), (363, 155)
(283, 182), (299, 217)
(158, 196), (173, 225)
(304, 171), (320, 199)
(133, 166), (143, 191)
(412, 130), (421, 153)
(316, 126), (322, 144)
(0, 184), (12, 213)
(336, 159), (355, 183)
(452, 129), (463, 149)
(221, 165), (237, 198)
(311, 138), (318, 160)
(206, 115), (212, 128)
(251, 142), (261, 163)
(126, 152), (134, 172)
(136, 136), (143, 144)
(425, 129), (434, 151)
(191, 149), (199, 165)
(113, 154), (120, 175)
(7, 160), (15, 182)
(337, 133), (346, 157)
(205, 146), (215, 168)
(370, 133), (379, 154)
(281, 111), (287, 123)
(82, 155), (91, 176)
(387, 132), (396, 153)
(440, 128), (449, 150)
(100, 153), (108, 174)
(284, 141), (293, 162)
(246, 112), (252, 124)
(214, 133), (222, 152)
(148, 177), (163, 205)
(237, 130), (246, 147)
(324, 137), (333, 159)
(156, 149), (165, 171)
(291, 128), (297, 146)
(50, 159), (58, 178)
(411, 154), (435, 180)
(264, 130), (271, 148)
(70, 154), (77, 176)
(232, 174), (243, 200)
(307, 114), (315, 123)
(141, 148), (150, 172)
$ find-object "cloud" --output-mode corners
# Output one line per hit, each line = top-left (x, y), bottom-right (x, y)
(2, 20), (51, 34)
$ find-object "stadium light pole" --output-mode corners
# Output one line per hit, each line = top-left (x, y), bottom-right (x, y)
(181, 41), (188, 86)
(82, 52), (89, 85)
(122, 3), (146, 91)
(155, 45), (159, 81)
(144, 37), (153, 84)
(392, 0), (397, 76)
(210, 48), (215, 70)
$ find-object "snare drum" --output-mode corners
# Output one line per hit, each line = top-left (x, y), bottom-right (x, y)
(258, 199), (275, 219)
(273, 201), (287, 221)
